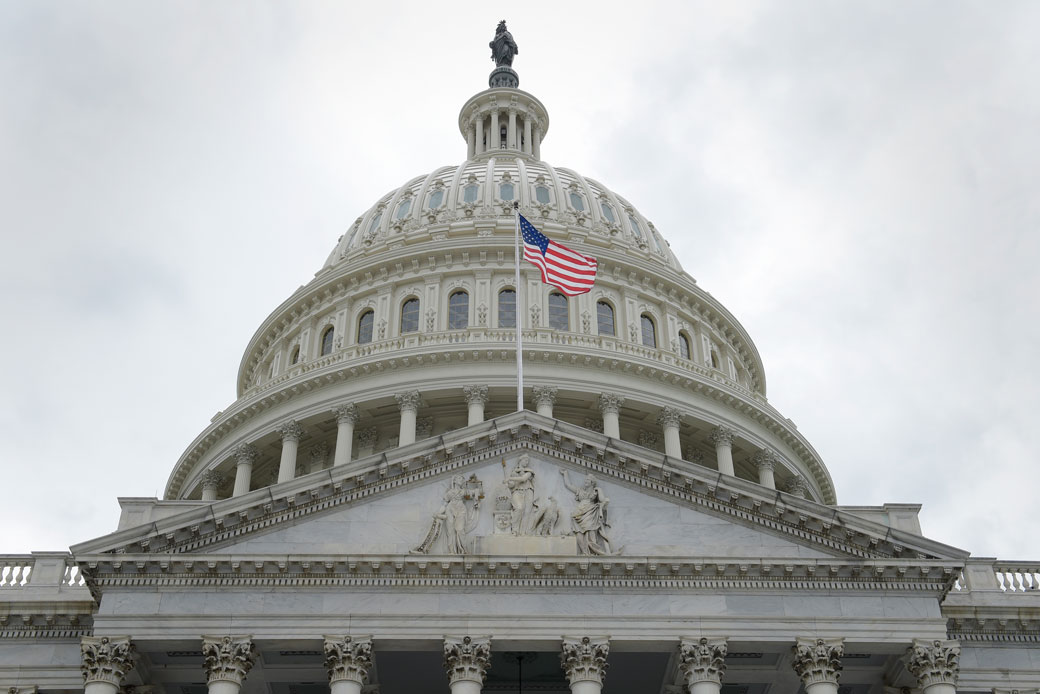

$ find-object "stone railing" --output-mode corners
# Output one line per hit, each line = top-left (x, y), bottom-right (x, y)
(952, 558), (1040, 592)
(0, 553), (85, 588)
(0, 555), (34, 586)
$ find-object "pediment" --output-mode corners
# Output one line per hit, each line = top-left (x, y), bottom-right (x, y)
(73, 411), (968, 567)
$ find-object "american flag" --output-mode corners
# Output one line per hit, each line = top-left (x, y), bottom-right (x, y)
(520, 214), (598, 296)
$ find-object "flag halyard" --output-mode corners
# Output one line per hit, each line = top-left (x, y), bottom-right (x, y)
(519, 214), (597, 295)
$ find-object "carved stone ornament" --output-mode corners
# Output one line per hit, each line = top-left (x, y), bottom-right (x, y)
(202, 635), (256, 685)
(412, 474), (484, 554)
(709, 425), (734, 447)
(657, 406), (683, 428)
(357, 427), (378, 449)
(581, 310), (591, 334)
(444, 636), (491, 686)
(463, 384), (490, 406)
(531, 304), (541, 327)
(584, 418), (604, 433)
(598, 393), (625, 415)
(792, 637), (844, 687)
(417, 416), (434, 439)
(425, 308), (436, 332)
(200, 470), (224, 489)
(678, 637), (728, 686)
(323, 636), (373, 685)
(561, 637), (609, 686)
(233, 443), (257, 464)
(279, 420), (304, 442)
(753, 449), (777, 471)
(638, 430), (659, 449)
(532, 385), (558, 407)
(332, 403), (360, 425)
(395, 390), (423, 412)
(477, 303), (488, 326)
(309, 442), (329, 467)
(81, 635), (135, 686)
(904, 639), (960, 690)
(785, 475), (809, 497)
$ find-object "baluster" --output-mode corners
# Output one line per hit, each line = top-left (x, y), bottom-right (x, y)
(0, 564), (8, 586)
(10, 566), (22, 586)
(1015, 570), (1026, 592)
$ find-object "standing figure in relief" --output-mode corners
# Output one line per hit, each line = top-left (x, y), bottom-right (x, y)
(560, 470), (614, 555)
(505, 456), (536, 535)
(412, 474), (483, 555)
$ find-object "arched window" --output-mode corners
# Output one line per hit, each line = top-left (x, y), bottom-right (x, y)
(448, 290), (469, 330)
(357, 310), (374, 344)
(498, 289), (516, 328)
(401, 298), (420, 333)
(500, 182), (514, 201)
(548, 293), (568, 330)
(678, 332), (691, 360)
(535, 186), (550, 204)
(640, 314), (657, 348)
(290, 345), (300, 365)
(320, 326), (335, 356)
(596, 301), (615, 336)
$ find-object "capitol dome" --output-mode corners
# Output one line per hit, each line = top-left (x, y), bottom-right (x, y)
(163, 42), (835, 508)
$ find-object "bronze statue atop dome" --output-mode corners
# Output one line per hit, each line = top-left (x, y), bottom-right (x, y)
(490, 20), (518, 67)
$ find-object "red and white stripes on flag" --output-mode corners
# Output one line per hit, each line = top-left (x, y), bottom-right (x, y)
(519, 214), (598, 296)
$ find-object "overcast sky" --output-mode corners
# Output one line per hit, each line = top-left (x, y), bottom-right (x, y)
(1, 1), (1038, 560)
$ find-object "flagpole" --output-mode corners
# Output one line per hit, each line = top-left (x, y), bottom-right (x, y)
(513, 201), (524, 412)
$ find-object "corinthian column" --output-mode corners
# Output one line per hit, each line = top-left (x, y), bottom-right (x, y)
(679, 638), (728, 694)
(277, 420), (304, 484)
(324, 636), (373, 694)
(905, 639), (960, 694)
(561, 637), (609, 694)
(657, 407), (683, 458)
(232, 443), (257, 497)
(444, 636), (491, 694)
(200, 471), (223, 502)
(332, 403), (360, 467)
(202, 636), (256, 694)
(81, 636), (135, 694)
(532, 385), (558, 418)
(463, 385), (490, 426)
(395, 391), (422, 446)
(792, 638), (844, 694)
(709, 426), (735, 476)
(754, 449), (777, 490)
(597, 394), (624, 439)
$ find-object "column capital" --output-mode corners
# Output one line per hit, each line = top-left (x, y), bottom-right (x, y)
(200, 470), (224, 488)
(597, 393), (625, 416)
(905, 639), (960, 690)
(443, 636), (491, 686)
(785, 475), (809, 497)
(678, 637), (728, 686)
(332, 403), (360, 425)
(656, 406), (683, 428)
(233, 443), (257, 464)
(323, 636), (373, 685)
(202, 635), (256, 685)
(463, 385), (490, 406)
(279, 420), (303, 442)
(792, 637), (844, 687)
(81, 636), (135, 686)
(561, 636), (610, 686)
(753, 449), (777, 471)
(532, 385), (558, 407)
(395, 390), (423, 412)
(709, 425), (734, 447)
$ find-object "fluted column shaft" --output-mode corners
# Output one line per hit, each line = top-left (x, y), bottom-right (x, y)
(466, 128), (476, 159)
(507, 110), (517, 149)
(232, 444), (256, 497)
(533, 126), (542, 159)
(754, 449), (776, 490)
(474, 117), (483, 155)
(463, 385), (489, 426)
(710, 426), (735, 476)
(82, 636), (135, 694)
(277, 421), (303, 484)
(332, 404), (360, 467)
(906, 639), (960, 694)
(598, 394), (624, 439)
(658, 408), (682, 458)
(490, 111), (500, 150)
(523, 117), (532, 155)
(396, 391), (421, 446)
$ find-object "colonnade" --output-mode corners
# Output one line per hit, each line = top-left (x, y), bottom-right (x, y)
(468, 107), (542, 159)
(211, 387), (805, 500)
(79, 635), (963, 694)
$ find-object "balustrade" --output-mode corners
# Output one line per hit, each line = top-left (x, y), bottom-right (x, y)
(0, 555), (34, 586)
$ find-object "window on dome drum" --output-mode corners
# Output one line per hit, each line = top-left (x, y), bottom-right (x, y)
(320, 327), (335, 356)
(596, 300), (615, 336)
(600, 202), (616, 224)
(428, 190), (444, 209)
(640, 314), (657, 348)
(569, 192), (585, 212)
(628, 214), (644, 239)
(500, 182), (514, 201)
(710, 348), (720, 369)
(395, 199), (411, 220)
(368, 212), (382, 235)
(401, 298), (420, 333)
(650, 230), (665, 253)
(290, 346), (300, 365)
(679, 332), (691, 360)
(535, 186), (550, 204)
(357, 310), (374, 344)
(463, 184), (478, 203)
(448, 291), (469, 330)
(498, 289), (516, 328)
(548, 293), (568, 330)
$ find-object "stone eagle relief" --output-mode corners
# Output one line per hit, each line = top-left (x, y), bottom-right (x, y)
(411, 455), (620, 556)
